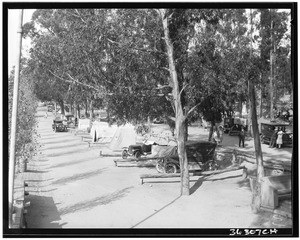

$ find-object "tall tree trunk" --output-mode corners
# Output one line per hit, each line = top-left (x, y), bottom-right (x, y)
(70, 102), (74, 115)
(184, 120), (188, 142)
(208, 122), (214, 142)
(89, 99), (93, 130)
(260, 73), (263, 118)
(58, 100), (65, 116)
(160, 9), (190, 195)
(85, 99), (88, 118)
(77, 104), (80, 119)
(238, 98), (243, 117)
(270, 12), (275, 120)
(249, 9), (265, 213)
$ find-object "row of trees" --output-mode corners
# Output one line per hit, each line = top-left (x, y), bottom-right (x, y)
(18, 8), (292, 196)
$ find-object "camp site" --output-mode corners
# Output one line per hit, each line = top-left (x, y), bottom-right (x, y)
(6, 5), (295, 237)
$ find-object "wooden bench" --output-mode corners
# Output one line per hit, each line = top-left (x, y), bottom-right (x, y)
(260, 174), (292, 210)
(140, 166), (247, 184)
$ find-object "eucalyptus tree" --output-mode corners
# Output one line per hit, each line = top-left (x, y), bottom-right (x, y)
(258, 9), (290, 118)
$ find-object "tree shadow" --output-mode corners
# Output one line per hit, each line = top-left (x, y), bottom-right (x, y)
(59, 187), (133, 215)
(49, 156), (99, 169)
(190, 177), (204, 195)
(44, 141), (85, 151)
(45, 147), (91, 158)
(25, 170), (49, 174)
(42, 138), (79, 145)
(26, 195), (65, 228)
(51, 168), (107, 186)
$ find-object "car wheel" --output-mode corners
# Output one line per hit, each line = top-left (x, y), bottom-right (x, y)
(134, 151), (141, 159)
(164, 163), (177, 174)
(122, 150), (128, 159)
(155, 161), (164, 173)
(208, 161), (218, 171)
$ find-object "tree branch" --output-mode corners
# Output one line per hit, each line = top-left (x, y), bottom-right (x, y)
(107, 38), (165, 55)
(48, 70), (102, 92)
(186, 102), (202, 117)
(179, 83), (189, 97)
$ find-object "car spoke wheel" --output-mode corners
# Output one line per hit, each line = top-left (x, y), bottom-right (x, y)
(121, 150), (128, 159)
(164, 163), (177, 174)
(134, 151), (141, 159)
(156, 161), (164, 173)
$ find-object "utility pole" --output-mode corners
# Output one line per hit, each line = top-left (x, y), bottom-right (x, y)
(9, 9), (23, 227)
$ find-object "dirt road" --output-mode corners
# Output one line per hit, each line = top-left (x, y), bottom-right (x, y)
(25, 107), (293, 229)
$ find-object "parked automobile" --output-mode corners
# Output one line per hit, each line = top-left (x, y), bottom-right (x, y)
(153, 117), (164, 124)
(155, 141), (218, 174)
(47, 105), (54, 112)
(223, 117), (247, 135)
(122, 141), (159, 159)
(65, 114), (76, 128)
(260, 122), (293, 147)
(52, 118), (67, 132)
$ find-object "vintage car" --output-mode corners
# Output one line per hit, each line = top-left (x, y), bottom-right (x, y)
(122, 141), (159, 159)
(52, 118), (68, 132)
(155, 141), (218, 174)
(65, 114), (76, 128)
(260, 122), (293, 147)
(47, 105), (54, 112)
(223, 117), (248, 136)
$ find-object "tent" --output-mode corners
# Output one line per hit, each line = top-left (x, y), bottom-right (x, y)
(109, 124), (136, 150)
(78, 119), (90, 131)
(90, 121), (118, 143)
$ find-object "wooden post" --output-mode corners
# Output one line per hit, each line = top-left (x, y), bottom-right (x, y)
(9, 9), (23, 228)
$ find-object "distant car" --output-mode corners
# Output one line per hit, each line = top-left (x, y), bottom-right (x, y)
(52, 119), (67, 132)
(153, 117), (164, 124)
(260, 122), (293, 147)
(47, 105), (54, 112)
(65, 114), (75, 128)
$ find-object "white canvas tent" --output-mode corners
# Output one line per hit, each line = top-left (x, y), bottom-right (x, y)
(78, 119), (90, 131)
(109, 124), (136, 150)
(90, 121), (118, 143)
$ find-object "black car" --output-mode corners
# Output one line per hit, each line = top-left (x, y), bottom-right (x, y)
(156, 141), (217, 174)
(260, 122), (293, 146)
(122, 142), (158, 159)
(52, 119), (67, 132)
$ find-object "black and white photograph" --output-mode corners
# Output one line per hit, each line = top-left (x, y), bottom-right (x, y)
(3, 2), (297, 237)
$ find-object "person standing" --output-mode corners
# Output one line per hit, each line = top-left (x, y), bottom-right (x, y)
(238, 127), (245, 147)
(276, 128), (284, 148)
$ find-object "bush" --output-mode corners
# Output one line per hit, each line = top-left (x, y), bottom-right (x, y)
(9, 68), (39, 174)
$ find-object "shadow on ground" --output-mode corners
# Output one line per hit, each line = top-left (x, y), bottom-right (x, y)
(51, 168), (107, 186)
(48, 156), (99, 169)
(26, 195), (65, 228)
(59, 187), (133, 215)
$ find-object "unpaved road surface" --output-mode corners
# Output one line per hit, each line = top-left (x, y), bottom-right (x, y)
(25, 107), (293, 229)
